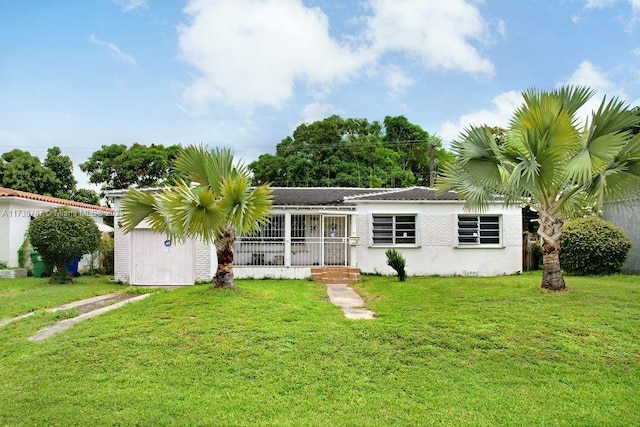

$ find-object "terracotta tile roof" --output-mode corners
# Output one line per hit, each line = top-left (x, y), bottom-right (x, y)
(0, 187), (113, 213)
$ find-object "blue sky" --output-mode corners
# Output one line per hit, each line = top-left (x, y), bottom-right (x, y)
(2, 0), (640, 188)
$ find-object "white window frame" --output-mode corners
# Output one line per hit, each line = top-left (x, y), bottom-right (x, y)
(370, 213), (420, 247)
(456, 214), (503, 248)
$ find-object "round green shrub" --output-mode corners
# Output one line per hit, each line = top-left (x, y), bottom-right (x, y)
(28, 207), (102, 283)
(560, 216), (632, 275)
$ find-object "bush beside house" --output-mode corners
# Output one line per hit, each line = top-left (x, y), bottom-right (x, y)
(560, 217), (632, 275)
(28, 207), (102, 283)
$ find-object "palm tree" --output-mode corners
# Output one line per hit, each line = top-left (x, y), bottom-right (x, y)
(437, 86), (640, 291)
(119, 145), (273, 289)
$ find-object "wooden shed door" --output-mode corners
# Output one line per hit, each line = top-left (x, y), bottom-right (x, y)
(131, 230), (195, 285)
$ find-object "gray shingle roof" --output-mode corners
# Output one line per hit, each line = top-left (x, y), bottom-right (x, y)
(271, 188), (389, 205)
(271, 187), (458, 206)
(344, 187), (459, 202)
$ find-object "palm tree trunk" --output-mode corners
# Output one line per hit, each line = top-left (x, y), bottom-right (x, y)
(538, 210), (566, 291)
(214, 226), (236, 289)
(540, 240), (565, 291)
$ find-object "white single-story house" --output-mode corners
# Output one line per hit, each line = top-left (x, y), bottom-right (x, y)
(0, 187), (113, 268)
(108, 187), (523, 286)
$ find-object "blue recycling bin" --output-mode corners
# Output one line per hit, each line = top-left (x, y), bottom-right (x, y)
(63, 257), (80, 277)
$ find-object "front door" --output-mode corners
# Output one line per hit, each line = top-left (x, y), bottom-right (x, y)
(323, 216), (347, 266)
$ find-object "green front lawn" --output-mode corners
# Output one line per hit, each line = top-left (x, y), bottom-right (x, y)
(1, 273), (639, 426)
(0, 275), (127, 319)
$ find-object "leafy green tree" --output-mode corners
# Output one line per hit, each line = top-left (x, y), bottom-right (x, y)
(44, 146), (77, 199)
(250, 115), (415, 187)
(120, 146), (273, 289)
(71, 188), (101, 205)
(0, 149), (57, 194)
(383, 116), (451, 186)
(486, 126), (507, 145)
(28, 207), (102, 283)
(80, 143), (183, 194)
(438, 86), (640, 291)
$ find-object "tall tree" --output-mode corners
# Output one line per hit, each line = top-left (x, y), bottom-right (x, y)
(80, 143), (183, 194)
(438, 86), (640, 291)
(0, 149), (57, 194)
(119, 146), (273, 289)
(383, 115), (451, 186)
(44, 146), (77, 199)
(250, 115), (415, 187)
(71, 188), (101, 205)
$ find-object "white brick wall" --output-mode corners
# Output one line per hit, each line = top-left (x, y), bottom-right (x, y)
(352, 201), (522, 276)
(195, 239), (212, 282)
(355, 214), (369, 247)
(504, 211), (523, 247)
(422, 213), (454, 246)
(112, 198), (131, 284)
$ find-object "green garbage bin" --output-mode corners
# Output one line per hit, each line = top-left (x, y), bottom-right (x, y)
(30, 251), (53, 278)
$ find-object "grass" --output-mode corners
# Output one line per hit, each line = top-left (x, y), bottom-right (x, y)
(0, 275), (128, 319)
(1, 272), (639, 426)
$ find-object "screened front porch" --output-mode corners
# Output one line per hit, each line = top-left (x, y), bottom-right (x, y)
(234, 212), (355, 268)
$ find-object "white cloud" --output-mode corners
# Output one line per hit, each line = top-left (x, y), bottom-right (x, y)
(438, 90), (522, 143)
(365, 0), (494, 75)
(383, 65), (415, 97)
(88, 35), (137, 66)
(178, 0), (366, 111)
(439, 61), (635, 145)
(300, 102), (342, 124)
(584, 0), (616, 8)
(497, 20), (507, 38)
(582, 0), (640, 9)
(562, 60), (630, 121)
(564, 60), (623, 95)
(177, 0), (495, 112)
(581, 0), (640, 29)
(113, 0), (147, 13)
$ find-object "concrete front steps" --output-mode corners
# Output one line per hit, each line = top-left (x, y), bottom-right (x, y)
(311, 267), (360, 284)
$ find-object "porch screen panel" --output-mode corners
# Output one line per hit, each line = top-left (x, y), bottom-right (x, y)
(291, 214), (322, 266)
(234, 214), (285, 266)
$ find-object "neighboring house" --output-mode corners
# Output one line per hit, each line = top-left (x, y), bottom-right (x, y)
(0, 187), (113, 268)
(603, 199), (640, 273)
(108, 187), (522, 286)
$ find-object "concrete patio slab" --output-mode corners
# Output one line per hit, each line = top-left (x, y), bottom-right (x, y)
(325, 283), (375, 320)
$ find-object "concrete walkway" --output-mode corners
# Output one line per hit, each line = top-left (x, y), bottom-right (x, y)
(0, 293), (120, 329)
(29, 293), (151, 341)
(325, 284), (375, 320)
